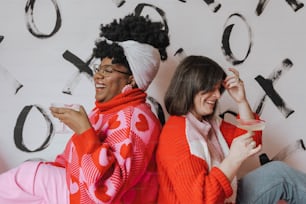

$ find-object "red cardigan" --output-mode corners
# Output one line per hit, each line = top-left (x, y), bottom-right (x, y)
(156, 115), (262, 204)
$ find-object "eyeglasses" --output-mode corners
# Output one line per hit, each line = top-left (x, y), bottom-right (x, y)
(93, 64), (131, 76)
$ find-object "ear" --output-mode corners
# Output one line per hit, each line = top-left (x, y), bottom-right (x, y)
(128, 75), (137, 88)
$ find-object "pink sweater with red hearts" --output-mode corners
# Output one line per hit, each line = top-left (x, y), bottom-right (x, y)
(52, 88), (161, 204)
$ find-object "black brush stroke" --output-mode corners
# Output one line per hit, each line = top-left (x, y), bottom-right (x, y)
(256, 0), (304, 16)
(62, 50), (94, 95)
(62, 50), (93, 76)
(221, 13), (252, 65)
(25, 0), (62, 38)
(134, 3), (169, 34)
(202, 0), (221, 12)
(14, 105), (54, 152)
(255, 75), (294, 118)
(255, 59), (294, 118)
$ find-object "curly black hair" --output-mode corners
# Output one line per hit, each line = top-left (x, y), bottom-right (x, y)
(93, 13), (170, 72)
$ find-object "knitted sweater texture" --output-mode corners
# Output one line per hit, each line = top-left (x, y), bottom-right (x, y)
(157, 115), (262, 204)
(52, 88), (161, 204)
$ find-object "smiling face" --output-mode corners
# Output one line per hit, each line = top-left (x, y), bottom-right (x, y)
(190, 83), (222, 121)
(93, 57), (132, 103)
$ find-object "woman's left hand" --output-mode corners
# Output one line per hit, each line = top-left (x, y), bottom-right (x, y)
(50, 105), (92, 135)
(223, 67), (246, 104)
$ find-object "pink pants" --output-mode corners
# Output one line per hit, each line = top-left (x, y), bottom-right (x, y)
(0, 161), (69, 204)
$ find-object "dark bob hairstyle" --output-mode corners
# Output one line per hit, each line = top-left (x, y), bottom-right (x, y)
(164, 55), (227, 117)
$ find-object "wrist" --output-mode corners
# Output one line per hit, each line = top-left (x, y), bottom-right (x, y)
(236, 98), (248, 105)
(219, 156), (242, 181)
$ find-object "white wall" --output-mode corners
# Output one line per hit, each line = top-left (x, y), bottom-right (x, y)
(0, 0), (306, 176)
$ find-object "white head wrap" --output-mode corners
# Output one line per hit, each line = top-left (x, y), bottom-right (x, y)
(118, 40), (161, 91)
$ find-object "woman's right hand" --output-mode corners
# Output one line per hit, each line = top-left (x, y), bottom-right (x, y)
(219, 132), (262, 182)
(50, 105), (92, 135)
(228, 132), (262, 165)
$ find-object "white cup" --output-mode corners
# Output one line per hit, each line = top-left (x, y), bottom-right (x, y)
(50, 103), (80, 134)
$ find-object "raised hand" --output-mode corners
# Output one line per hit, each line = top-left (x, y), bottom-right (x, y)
(223, 68), (247, 104)
(50, 105), (92, 135)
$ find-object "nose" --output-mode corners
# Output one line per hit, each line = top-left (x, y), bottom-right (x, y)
(213, 89), (221, 98)
(93, 71), (104, 79)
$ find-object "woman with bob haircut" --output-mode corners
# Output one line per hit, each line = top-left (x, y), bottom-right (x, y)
(157, 55), (306, 204)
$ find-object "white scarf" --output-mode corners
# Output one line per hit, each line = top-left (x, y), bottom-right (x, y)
(118, 40), (160, 91)
(185, 112), (237, 203)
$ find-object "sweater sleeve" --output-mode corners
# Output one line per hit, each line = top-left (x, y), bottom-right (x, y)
(170, 156), (232, 204)
(68, 127), (118, 203)
(157, 116), (233, 204)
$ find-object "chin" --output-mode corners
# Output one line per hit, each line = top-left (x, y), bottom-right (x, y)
(204, 109), (214, 116)
(95, 95), (104, 102)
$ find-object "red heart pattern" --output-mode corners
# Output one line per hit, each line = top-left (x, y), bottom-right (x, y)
(109, 115), (121, 129)
(136, 113), (149, 132)
(120, 143), (132, 159)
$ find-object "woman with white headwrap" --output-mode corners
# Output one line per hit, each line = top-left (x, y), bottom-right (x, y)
(0, 13), (169, 204)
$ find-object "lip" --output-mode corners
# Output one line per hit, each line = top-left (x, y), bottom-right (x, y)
(206, 100), (216, 105)
(95, 83), (106, 88)
(94, 78), (106, 88)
